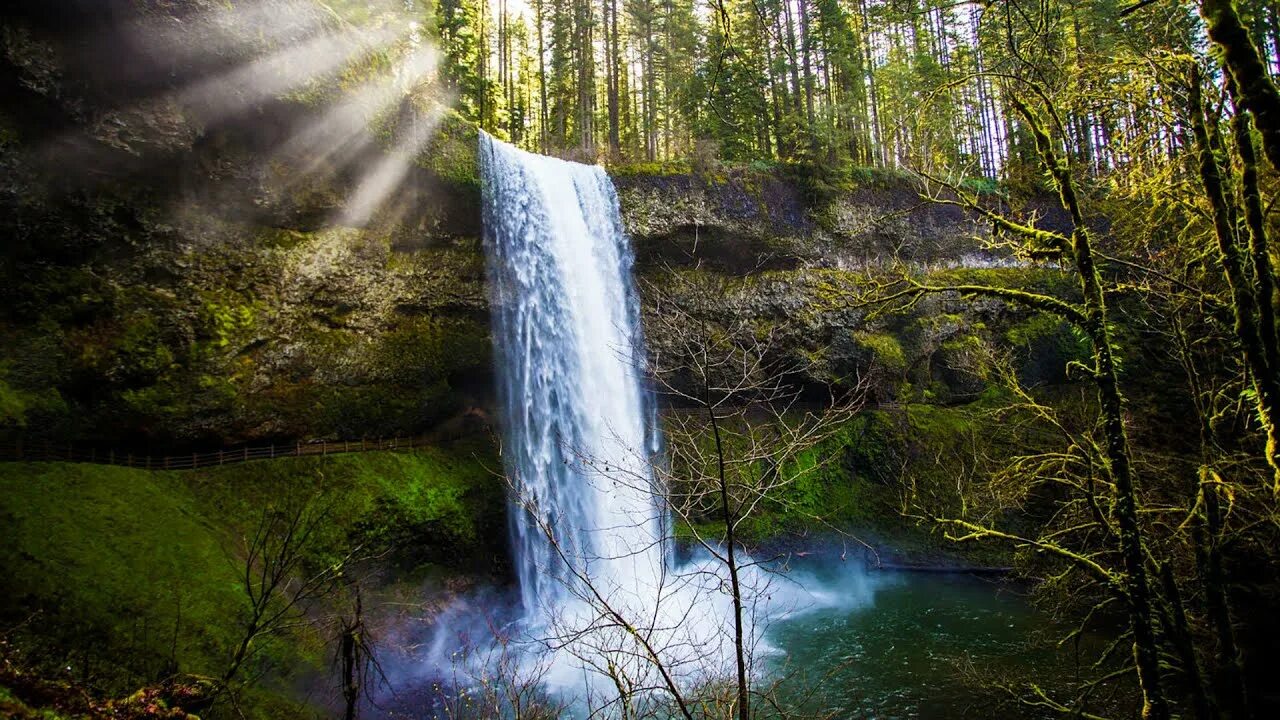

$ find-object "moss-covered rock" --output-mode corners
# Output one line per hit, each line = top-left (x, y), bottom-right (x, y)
(0, 0), (1076, 455)
(613, 162), (1056, 273)
(641, 265), (1083, 406)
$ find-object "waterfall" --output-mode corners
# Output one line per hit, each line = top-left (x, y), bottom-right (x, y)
(478, 132), (744, 696)
(479, 130), (669, 621)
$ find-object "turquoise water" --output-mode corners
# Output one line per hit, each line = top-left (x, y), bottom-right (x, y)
(768, 568), (1076, 719)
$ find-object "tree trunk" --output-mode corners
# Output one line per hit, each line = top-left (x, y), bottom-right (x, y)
(798, 0), (818, 155)
(705, 389), (749, 720)
(535, 0), (549, 151)
(607, 0), (621, 156)
(1189, 70), (1280, 490)
(1200, 0), (1280, 173)
(1008, 95), (1171, 720)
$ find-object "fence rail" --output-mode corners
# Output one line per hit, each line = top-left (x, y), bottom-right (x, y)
(0, 436), (433, 471)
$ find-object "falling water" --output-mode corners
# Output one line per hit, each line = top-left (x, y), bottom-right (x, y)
(478, 132), (754, 698)
(479, 131), (667, 619)
(407, 132), (867, 714)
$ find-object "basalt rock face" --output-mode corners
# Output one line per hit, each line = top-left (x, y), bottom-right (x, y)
(615, 172), (997, 273)
(637, 267), (1084, 411)
(0, 2), (489, 448)
(0, 2), (1070, 448)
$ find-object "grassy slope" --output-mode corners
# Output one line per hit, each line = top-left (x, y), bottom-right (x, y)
(0, 441), (503, 718)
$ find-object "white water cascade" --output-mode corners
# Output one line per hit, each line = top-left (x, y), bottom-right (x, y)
(478, 132), (745, 696)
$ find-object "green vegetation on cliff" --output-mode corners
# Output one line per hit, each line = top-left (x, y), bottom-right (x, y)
(0, 443), (504, 718)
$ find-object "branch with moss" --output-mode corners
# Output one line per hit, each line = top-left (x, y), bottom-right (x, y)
(861, 277), (1089, 329)
(1188, 65), (1280, 490)
(1199, 0), (1280, 172)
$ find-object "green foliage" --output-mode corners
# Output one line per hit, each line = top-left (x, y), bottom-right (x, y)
(0, 362), (66, 429)
(843, 165), (919, 190)
(608, 160), (695, 177)
(182, 444), (505, 562)
(0, 379), (24, 425)
(855, 332), (907, 373)
(197, 296), (256, 352)
(420, 109), (481, 189)
(959, 176), (1001, 195)
(1005, 313), (1063, 347)
(0, 445), (504, 715)
(0, 463), (246, 689)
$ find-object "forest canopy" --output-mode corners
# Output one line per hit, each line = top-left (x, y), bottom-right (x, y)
(427, 0), (1280, 177)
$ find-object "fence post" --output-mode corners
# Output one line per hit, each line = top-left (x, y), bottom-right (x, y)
(219, 450), (224, 466)
(192, 452), (197, 468)
(243, 446), (248, 462)
(322, 441), (327, 456)
(270, 444), (275, 459)
(296, 441), (301, 457)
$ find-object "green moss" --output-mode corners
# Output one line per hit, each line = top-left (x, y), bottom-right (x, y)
(923, 265), (1075, 294)
(420, 110), (480, 189)
(1004, 312), (1090, 370)
(254, 228), (313, 250)
(0, 444), (504, 715)
(182, 443), (504, 561)
(941, 333), (985, 355)
(855, 332), (907, 373)
(0, 463), (246, 688)
(608, 160), (695, 177)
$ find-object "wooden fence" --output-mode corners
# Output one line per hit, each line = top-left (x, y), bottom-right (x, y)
(0, 435), (433, 471)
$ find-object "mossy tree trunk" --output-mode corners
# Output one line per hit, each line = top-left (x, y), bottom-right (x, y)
(1187, 67), (1280, 491)
(1198, 473), (1249, 718)
(1199, 0), (1280, 173)
(881, 87), (1176, 716)
(1176, 318), (1250, 718)
(1005, 94), (1171, 720)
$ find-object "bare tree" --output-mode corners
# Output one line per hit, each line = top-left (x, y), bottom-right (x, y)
(491, 263), (870, 719)
(220, 492), (361, 696)
(645, 267), (872, 719)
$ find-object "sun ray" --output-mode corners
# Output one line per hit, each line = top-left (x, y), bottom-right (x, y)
(122, 0), (330, 67)
(275, 44), (439, 179)
(173, 24), (401, 125)
(341, 99), (446, 226)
